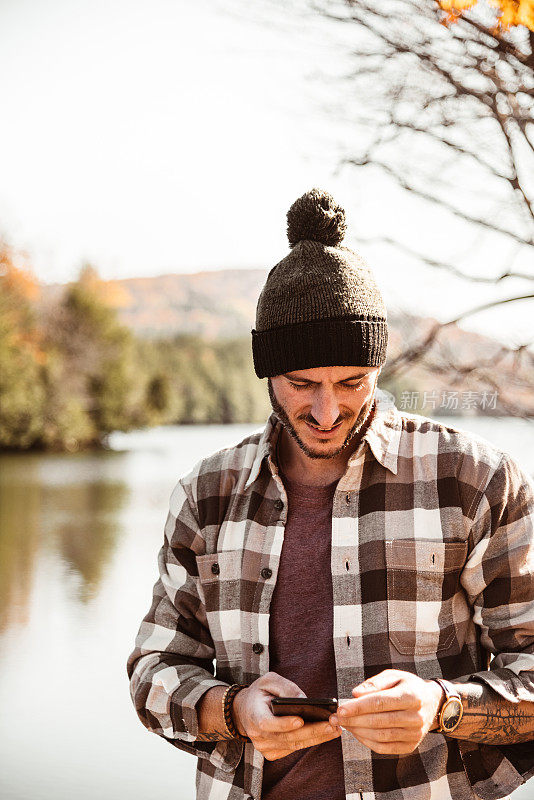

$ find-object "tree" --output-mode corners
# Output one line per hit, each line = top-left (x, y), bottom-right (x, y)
(41, 265), (141, 447)
(307, 0), (533, 409)
(0, 243), (47, 448)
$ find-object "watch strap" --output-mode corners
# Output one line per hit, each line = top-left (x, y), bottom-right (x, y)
(434, 678), (461, 702)
(433, 678), (463, 733)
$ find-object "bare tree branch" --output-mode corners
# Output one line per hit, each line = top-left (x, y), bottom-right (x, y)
(383, 293), (534, 380)
(312, 0), (534, 245)
(343, 156), (534, 246)
(356, 235), (534, 283)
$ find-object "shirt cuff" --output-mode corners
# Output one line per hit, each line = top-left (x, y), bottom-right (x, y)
(469, 666), (534, 704)
(170, 679), (246, 773)
(171, 677), (228, 738)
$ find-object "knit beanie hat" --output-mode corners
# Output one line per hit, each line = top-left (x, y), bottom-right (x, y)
(252, 188), (388, 378)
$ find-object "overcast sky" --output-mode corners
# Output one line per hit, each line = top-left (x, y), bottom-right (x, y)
(1, 0), (532, 345)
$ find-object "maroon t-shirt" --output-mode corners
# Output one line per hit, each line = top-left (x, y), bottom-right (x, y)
(261, 472), (346, 800)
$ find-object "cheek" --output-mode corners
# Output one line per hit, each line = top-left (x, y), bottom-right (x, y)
(271, 384), (304, 418)
(270, 381), (289, 408)
(291, 400), (311, 420)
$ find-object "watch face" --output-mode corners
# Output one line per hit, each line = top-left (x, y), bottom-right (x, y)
(442, 698), (463, 731)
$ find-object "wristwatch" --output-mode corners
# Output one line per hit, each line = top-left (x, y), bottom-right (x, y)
(433, 678), (464, 733)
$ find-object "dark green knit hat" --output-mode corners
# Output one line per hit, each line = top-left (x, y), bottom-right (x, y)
(252, 188), (388, 378)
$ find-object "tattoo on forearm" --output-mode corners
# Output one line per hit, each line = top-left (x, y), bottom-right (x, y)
(195, 728), (237, 742)
(460, 708), (534, 744)
(449, 684), (534, 744)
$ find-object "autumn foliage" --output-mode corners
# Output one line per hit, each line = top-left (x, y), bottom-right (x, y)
(0, 244), (269, 451)
(437, 0), (534, 31)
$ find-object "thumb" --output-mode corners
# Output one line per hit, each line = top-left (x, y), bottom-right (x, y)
(261, 672), (306, 699)
(352, 670), (402, 697)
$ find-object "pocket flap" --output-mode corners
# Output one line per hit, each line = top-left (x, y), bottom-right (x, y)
(385, 539), (468, 573)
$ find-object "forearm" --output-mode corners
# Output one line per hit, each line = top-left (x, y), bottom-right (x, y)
(195, 686), (236, 742)
(443, 681), (534, 744)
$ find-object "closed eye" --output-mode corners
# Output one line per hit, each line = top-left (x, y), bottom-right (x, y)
(288, 380), (365, 390)
(289, 381), (309, 390)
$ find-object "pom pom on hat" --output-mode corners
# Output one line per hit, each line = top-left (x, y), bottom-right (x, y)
(286, 188), (347, 248)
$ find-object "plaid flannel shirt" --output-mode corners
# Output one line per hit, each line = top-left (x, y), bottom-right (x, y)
(127, 390), (534, 800)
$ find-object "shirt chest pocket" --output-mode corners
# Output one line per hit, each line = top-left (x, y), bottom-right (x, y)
(196, 550), (243, 662)
(385, 539), (468, 656)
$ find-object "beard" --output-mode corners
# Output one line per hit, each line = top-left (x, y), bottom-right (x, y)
(267, 378), (376, 461)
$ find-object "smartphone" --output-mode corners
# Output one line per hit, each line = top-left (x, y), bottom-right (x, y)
(270, 697), (338, 722)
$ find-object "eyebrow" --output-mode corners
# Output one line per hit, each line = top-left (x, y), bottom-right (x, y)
(283, 372), (370, 384)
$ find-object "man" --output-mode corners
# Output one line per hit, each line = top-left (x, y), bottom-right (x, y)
(127, 189), (534, 800)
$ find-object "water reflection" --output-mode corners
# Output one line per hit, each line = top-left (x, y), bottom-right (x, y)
(0, 458), (41, 632)
(45, 480), (129, 603)
(0, 450), (129, 631)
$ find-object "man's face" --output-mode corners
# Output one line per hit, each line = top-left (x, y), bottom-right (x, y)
(268, 365), (380, 460)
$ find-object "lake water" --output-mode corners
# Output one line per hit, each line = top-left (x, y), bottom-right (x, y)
(1, 417), (533, 800)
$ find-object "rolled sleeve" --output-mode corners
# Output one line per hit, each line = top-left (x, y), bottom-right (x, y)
(461, 453), (534, 702)
(457, 454), (534, 796)
(126, 479), (243, 772)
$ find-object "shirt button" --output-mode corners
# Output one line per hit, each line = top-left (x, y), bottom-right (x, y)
(346, 492), (351, 504)
(261, 567), (272, 579)
(252, 642), (264, 654)
(210, 563), (220, 575)
(274, 499), (284, 510)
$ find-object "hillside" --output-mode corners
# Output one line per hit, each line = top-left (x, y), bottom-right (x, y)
(41, 269), (534, 416)
(42, 269), (267, 339)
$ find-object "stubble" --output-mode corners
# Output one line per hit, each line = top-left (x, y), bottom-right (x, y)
(267, 378), (375, 461)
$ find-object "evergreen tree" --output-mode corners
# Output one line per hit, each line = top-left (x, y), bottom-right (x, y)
(43, 265), (140, 445)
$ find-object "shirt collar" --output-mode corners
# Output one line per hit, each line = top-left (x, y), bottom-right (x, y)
(244, 414), (281, 490)
(244, 388), (401, 491)
(357, 388), (401, 475)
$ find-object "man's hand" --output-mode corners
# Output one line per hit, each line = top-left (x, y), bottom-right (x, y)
(329, 669), (444, 755)
(232, 671), (341, 761)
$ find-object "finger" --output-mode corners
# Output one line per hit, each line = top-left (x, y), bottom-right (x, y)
(289, 720), (337, 741)
(261, 672), (307, 699)
(335, 710), (422, 730)
(352, 670), (403, 697)
(338, 688), (420, 719)
(273, 721), (340, 750)
(291, 724), (341, 751)
(258, 715), (305, 734)
(348, 726), (417, 743)
(355, 733), (417, 755)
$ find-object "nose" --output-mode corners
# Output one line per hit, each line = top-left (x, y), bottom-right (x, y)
(310, 387), (340, 428)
